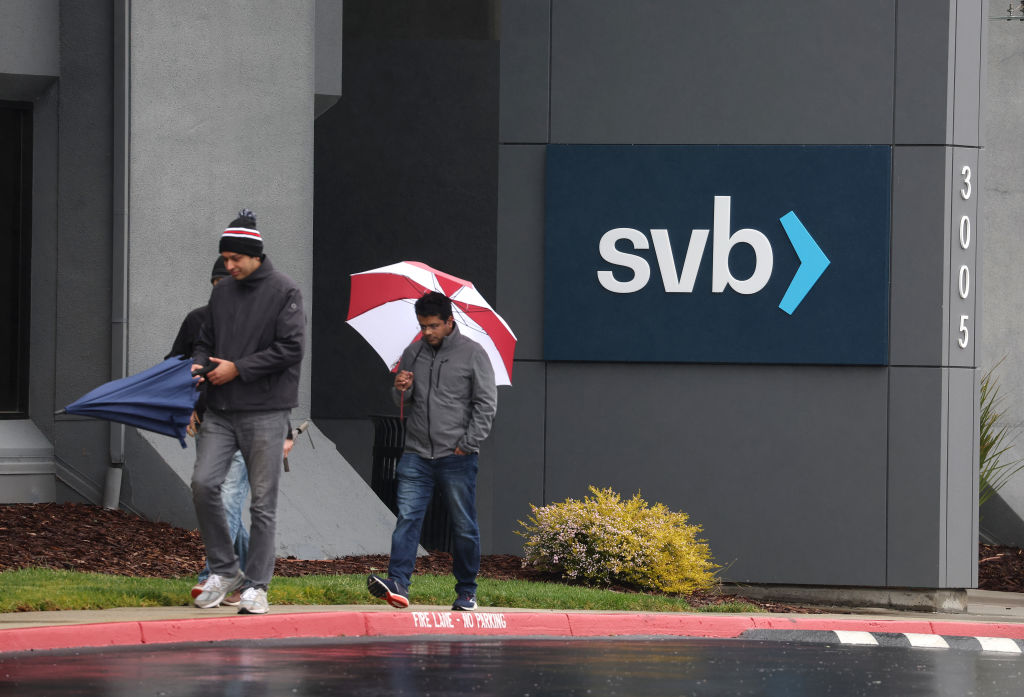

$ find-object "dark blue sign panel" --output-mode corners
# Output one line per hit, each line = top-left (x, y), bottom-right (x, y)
(543, 145), (891, 365)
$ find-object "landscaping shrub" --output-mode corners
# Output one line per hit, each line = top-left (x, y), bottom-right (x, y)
(981, 360), (1024, 509)
(517, 486), (718, 594)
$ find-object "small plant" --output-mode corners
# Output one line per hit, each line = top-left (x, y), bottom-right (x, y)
(517, 486), (718, 594)
(980, 360), (1024, 508)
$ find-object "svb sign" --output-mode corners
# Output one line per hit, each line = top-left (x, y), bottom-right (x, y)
(543, 145), (891, 364)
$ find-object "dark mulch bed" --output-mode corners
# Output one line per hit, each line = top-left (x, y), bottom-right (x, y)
(3, 503), (1019, 613)
(979, 544), (1024, 593)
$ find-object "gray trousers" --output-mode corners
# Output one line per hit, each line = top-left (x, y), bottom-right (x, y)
(192, 409), (289, 588)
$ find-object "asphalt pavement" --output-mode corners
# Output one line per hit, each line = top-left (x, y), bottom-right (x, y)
(1, 588), (1023, 654)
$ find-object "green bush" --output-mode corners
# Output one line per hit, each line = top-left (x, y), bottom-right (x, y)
(517, 486), (718, 594)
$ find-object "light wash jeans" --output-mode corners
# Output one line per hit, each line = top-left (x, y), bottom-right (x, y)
(388, 452), (480, 596)
(196, 449), (249, 584)
(192, 409), (288, 589)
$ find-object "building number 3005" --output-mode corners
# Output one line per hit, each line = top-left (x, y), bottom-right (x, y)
(958, 164), (972, 350)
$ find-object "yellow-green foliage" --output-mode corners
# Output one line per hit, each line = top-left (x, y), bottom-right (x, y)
(517, 486), (718, 594)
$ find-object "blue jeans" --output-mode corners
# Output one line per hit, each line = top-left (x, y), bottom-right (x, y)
(388, 452), (480, 596)
(196, 449), (249, 584)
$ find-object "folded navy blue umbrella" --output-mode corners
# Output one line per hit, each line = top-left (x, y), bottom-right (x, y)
(55, 357), (200, 448)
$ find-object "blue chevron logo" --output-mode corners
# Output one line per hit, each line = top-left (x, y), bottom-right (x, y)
(778, 211), (830, 315)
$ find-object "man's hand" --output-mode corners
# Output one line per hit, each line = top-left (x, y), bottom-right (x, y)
(454, 447), (467, 456)
(283, 437), (295, 459)
(186, 410), (200, 437)
(205, 357), (239, 386)
(394, 370), (414, 391)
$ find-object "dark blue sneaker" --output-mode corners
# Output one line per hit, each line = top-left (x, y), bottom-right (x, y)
(451, 593), (477, 611)
(367, 574), (409, 608)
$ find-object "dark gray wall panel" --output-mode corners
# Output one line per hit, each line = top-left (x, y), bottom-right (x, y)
(945, 366), (979, 587)
(549, 0), (895, 145)
(890, 146), (949, 367)
(953, 0), (983, 147)
(312, 38), (499, 419)
(887, 367), (945, 586)
(545, 363), (889, 585)
(121, 429), (197, 529)
(499, 0), (549, 144)
(483, 362), (546, 554)
(497, 144), (545, 361)
(53, 1), (116, 497)
(0, 0), (59, 78)
(317, 417), (376, 487)
(894, 0), (953, 145)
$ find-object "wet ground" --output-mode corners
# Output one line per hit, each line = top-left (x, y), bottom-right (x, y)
(2, 636), (1024, 696)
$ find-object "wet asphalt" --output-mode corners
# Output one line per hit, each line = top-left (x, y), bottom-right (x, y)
(2, 635), (1024, 697)
(0, 591), (1023, 696)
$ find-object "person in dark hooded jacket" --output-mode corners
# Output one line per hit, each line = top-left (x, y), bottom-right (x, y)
(190, 209), (304, 616)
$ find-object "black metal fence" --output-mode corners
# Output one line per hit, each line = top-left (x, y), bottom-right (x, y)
(370, 415), (452, 553)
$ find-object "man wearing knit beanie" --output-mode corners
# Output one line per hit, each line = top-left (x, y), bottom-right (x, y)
(191, 208), (305, 616)
(219, 208), (264, 259)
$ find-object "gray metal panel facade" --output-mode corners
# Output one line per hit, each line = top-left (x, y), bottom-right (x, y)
(894, 0), (954, 145)
(890, 147), (949, 367)
(544, 364), (889, 585)
(2, 0), (987, 586)
(496, 0), (983, 587)
(498, 0), (549, 144)
(548, 1), (896, 145)
(954, 0), (984, 147)
(485, 362), (547, 554)
(497, 144), (545, 361)
(887, 367), (945, 587)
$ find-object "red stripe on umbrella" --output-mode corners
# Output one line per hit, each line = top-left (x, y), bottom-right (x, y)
(348, 273), (427, 319)
(347, 261), (517, 387)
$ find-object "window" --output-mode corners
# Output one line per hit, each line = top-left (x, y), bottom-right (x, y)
(0, 102), (31, 417)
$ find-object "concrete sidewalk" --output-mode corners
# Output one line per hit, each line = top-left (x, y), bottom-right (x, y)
(0, 589), (1023, 653)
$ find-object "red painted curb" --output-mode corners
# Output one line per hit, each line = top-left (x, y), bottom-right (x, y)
(0, 611), (1022, 653)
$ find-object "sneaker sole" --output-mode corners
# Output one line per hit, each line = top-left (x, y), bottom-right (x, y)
(384, 593), (410, 609)
(238, 606), (269, 615)
(194, 593), (228, 609)
(452, 603), (477, 611)
(367, 576), (409, 609)
(193, 574), (244, 609)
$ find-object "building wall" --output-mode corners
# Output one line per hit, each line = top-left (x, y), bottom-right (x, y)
(1, 0), (396, 558)
(116, 0), (395, 557)
(980, 0), (1024, 543)
(1, 0), (997, 584)
(490, 0), (982, 587)
(51, 0), (119, 503)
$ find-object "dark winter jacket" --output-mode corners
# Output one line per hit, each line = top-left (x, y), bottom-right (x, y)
(393, 323), (497, 458)
(166, 305), (209, 361)
(193, 256), (305, 412)
(167, 304), (211, 418)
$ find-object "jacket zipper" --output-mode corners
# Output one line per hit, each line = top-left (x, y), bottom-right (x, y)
(426, 352), (436, 457)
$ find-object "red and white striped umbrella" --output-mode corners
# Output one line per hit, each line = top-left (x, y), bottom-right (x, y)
(347, 261), (517, 386)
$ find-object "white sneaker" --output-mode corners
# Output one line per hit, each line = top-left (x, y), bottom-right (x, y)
(193, 571), (244, 609)
(237, 587), (269, 615)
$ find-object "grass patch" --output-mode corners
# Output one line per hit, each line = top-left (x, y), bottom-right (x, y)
(0, 568), (763, 614)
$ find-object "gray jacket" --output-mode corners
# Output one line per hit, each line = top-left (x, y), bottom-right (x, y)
(394, 324), (498, 458)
